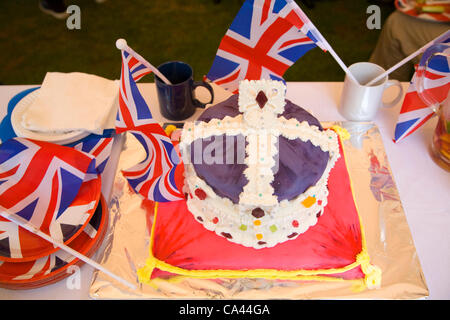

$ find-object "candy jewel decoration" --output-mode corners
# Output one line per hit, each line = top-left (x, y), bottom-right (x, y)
(251, 207), (265, 218)
(195, 188), (207, 200)
(255, 91), (268, 109)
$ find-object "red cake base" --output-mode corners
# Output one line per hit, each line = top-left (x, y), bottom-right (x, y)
(139, 135), (380, 288)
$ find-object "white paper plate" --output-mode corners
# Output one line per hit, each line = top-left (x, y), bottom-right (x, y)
(10, 89), (90, 145)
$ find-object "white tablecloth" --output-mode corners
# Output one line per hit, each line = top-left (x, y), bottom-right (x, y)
(0, 82), (448, 300)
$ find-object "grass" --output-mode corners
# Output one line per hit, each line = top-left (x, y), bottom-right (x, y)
(0, 0), (395, 84)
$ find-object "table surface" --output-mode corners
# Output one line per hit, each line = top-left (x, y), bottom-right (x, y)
(0, 82), (448, 300)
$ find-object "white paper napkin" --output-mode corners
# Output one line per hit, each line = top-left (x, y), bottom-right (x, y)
(21, 72), (118, 135)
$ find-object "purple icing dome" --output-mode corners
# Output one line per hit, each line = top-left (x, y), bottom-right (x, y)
(189, 94), (329, 204)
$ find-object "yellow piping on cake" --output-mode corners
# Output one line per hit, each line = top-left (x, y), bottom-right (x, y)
(356, 251), (382, 289)
(136, 199), (160, 284)
(330, 125), (351, 141)
(137, 129), (382, 290)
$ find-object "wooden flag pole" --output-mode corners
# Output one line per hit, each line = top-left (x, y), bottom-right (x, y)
(0, 207), (137, 291)
(365, 30), (450, 86)
(115, 39), (172, 85)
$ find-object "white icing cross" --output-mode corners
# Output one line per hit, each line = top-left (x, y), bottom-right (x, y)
(180, 79), (339, 209)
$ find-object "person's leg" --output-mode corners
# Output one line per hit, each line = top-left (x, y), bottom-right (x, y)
(370, 11), (415, 80)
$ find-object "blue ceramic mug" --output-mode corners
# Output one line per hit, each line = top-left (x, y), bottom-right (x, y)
(155, 61), (214, 121)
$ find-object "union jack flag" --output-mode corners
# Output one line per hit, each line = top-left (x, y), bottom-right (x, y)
(0, 138), (99, 260)
(71, 129), (115, 174)
(206, 0), (327, 93)
(394, 40), (450, 143)
(0, 197), (103, 282)
(116, 50), (154, 132)
(116, 47), (183, 202)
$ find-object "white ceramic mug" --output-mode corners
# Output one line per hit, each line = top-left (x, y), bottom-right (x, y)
(339, 62), (403, 121)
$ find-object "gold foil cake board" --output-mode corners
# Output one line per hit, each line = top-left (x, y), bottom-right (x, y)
(89, 122), (428, 299)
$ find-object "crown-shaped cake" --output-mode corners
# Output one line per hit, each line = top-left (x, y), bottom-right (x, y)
(180, 80), (340, 248)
